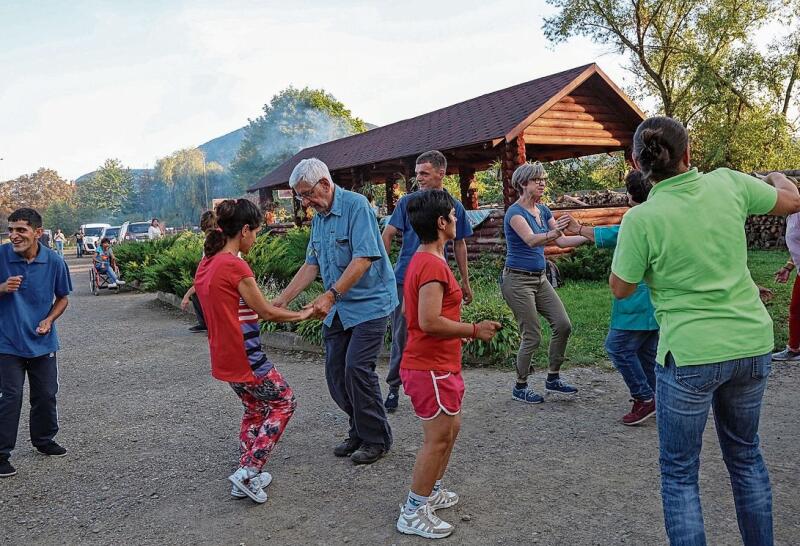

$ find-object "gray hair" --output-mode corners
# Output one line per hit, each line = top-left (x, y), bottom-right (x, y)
(511, 161), (548, 192)
(289, 157), (332, 189)
(416, 150), (447, 172)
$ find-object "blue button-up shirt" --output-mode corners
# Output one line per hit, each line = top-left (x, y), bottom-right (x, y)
(0, 242), (72, 357)
(305, 186), (398, 328)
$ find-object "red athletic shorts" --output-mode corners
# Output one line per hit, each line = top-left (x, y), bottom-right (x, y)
(400, 369), (465, 420)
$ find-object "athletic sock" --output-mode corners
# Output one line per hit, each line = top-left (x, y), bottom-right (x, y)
(547, 373), (560, 382)
(432, 480), (443, 494)
(404, 491), (428, 515)
(515, 382), (528, 390)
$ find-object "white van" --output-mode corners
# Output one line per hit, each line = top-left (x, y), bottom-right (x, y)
(81, 223), (111, 253)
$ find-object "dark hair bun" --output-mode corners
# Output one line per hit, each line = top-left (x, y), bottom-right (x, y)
(632, 117), (688, 182)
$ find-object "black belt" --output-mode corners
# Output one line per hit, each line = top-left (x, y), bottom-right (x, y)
(504, 267), (544, 277)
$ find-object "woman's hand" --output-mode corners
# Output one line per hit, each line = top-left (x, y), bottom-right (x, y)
(775, 266), (792, 284)
(297, 306), (316, 321)
(562, 214), (582, 236)
(180, 293), (191, 311)
(554, 214), (572, 232)
(474, 320), (502, 342)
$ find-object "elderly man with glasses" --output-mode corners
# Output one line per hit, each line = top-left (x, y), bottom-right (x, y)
(274, 158), (397, 465)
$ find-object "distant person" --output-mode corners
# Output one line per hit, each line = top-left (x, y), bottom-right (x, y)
(181, 211), (217, 333)
(395, 190), (499, 539)
(564, 171), (659, 425)
(367, 194), (380, 217)
(0, 208), (72, 478)
(93, 238), (125, 288)
(275, 158), (397, 465)
(381, 150), (474, 414)
(53, 229), (66, 257)
(147, 218), (163, 240)
(74, 229), (85, 258)
(772, 211), (800, 361)
(39, 230), (51, 248)
(194, 199), (311, 503)
(610, 116), (800, 545)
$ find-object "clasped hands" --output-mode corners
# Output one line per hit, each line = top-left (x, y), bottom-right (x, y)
(550, 214), (582, 238)
(273, 290), (333, 320)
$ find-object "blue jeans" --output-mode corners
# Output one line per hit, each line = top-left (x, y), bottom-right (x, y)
(604, 329), (658, 400)
(96, 264), (118, 284)
(385, 284), (406, 390)
(656, 353), (773, 546)
(55, 241), (64, 256)
(323, 313), (392, 449)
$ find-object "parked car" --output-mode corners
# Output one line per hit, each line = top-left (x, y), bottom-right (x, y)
(81, 223), (111, 253)
(121, 221), (152, 242)
(103, 226), (121, 244)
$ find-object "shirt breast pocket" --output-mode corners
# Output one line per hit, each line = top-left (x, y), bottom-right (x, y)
(334, 238), (352, 268)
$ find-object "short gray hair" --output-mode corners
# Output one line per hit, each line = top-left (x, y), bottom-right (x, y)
(416, 150), (447, 172)
(511, 161), (548, 192)
(289, 157), (332, 189)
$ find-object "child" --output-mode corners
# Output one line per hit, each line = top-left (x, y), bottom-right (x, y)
(194, 199), (312, 503)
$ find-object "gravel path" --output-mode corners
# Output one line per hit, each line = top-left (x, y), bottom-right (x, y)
(1, 255), (798, 545)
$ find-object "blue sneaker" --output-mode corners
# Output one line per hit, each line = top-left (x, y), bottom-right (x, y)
(512, 385), (544, 404)
(545, 377), (578, 395)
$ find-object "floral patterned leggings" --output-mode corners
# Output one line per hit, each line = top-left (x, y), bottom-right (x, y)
(229, 367), (296, 471)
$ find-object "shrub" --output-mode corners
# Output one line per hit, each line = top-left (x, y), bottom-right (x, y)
(296, 319), (324, 345)
(461, 292), (519, 365)
(554, 244), (613, 281)
(114, 236), (182, 285)
(140, 233), (204, 296)
(246, 227), (311, 282)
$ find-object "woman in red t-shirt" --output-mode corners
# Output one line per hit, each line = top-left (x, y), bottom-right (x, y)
(194, 199), (312, 504)
(395, 190), (500, 539)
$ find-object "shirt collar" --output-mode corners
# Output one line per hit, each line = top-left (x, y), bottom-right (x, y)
(6, 241), (48, 263)
(649, 168), (701, 198)
(326, 185), (343, 217)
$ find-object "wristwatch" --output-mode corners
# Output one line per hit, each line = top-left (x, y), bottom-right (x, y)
(328, 287), (343, 302)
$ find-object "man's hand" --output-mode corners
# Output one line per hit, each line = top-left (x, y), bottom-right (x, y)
(271, 296), (289, 309)
(307, 290), (336, 319)
(36, 318), (53, 335)
(774, 267), (792, 284)
(562, 214), (581, 236)
(461, 282), (473, 305)
(0, 275), (23, 294)
(474, 320), (502, 342)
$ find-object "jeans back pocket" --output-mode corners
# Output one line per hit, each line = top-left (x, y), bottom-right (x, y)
(673, 362), (721, 393)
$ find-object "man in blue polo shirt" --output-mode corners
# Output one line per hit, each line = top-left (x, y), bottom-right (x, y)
(0, 208), (72, 478)
(381, 150), (473, 412)
(275, 158), (397, 465)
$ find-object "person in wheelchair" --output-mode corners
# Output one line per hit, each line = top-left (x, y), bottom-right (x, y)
(93, 238), (125, 288)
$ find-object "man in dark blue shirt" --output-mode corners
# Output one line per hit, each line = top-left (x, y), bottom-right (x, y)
(0, 208), (72, 478)
(381, 151), (473, 412)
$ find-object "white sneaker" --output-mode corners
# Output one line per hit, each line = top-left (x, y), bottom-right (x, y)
(117, 279), (126, 286)
(107, 283), (118, 288)
(227, 467), (267, 504)
(231, 471), (272, 498)
(429, 487), (459, 511)
(396, 503), (454, 539)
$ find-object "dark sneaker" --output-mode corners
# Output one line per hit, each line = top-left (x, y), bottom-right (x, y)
(622, 399), (656, 426)
(545, 378), (578, 395)
(188, 325), (207, 333)
(35, 441), (67, 457)
(350, 443), (386, 465)
(772, 348), (800, 361)
(384, 387), (400, 413)
(0, 458), (16, 478)
(333, 437), (362, 457)
(512, 385), (544, 404)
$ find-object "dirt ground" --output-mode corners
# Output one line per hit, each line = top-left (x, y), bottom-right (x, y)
(1, 255), (798, 545)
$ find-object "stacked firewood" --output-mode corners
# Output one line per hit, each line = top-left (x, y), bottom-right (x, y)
(746, 215), (787, 250)
(552, 190), (629, 208)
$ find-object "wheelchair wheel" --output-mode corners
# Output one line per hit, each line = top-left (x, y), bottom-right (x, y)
(89, 268), (99, 296)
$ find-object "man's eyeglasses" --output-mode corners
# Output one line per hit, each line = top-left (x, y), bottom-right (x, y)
(294, 180), (321, 202)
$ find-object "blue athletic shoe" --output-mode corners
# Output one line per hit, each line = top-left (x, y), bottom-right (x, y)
(512, 385), (544, 404)
(545, 377), (578, 395)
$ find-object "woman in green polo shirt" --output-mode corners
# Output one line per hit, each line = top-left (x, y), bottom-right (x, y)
(610, 116), (800, 546)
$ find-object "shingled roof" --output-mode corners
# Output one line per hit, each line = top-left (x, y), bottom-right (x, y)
(249, 63), (643, 191)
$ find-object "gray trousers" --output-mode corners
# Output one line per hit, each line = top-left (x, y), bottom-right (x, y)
(323, 313), (393, 449)
(385, 284), (406, 390)
(500, 270), (572, 382)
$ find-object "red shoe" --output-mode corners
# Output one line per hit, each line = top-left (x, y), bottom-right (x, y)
(622, 398), (656, 426)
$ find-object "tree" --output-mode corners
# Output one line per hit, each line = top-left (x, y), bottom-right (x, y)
(76, 159), (133, 219)
(230, 87), (367, 192)
(0, 168), (74, 215)
(43, 200), (80, 234)
(154, 148), (223, 224)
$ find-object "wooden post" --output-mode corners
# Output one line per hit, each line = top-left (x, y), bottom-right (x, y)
(502, 136), (526, 209)
(292, 196), (308, 227)
(258, 188), (274, 212)
(385, 175), (399, 213)
(458, 166), (478, 210)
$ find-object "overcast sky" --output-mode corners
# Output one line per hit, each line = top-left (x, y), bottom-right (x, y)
(0, 0), (633, 180)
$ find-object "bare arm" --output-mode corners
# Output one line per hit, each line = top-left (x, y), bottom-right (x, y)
(548, 216), (589, 248)
(508, 215), (562, 248)
(453, 239), (473, 304)
(238, 277), (312, 322)
(382, 224), (399, 256)
(181, 285), (196, 310)
(274, 263), (320, 307)
(765, 172), (800, 215)
(609, 273), (638, 299)
(307, 257), (374, 319)
(36, 295), (69, 335)
(417, 282), (500, 340)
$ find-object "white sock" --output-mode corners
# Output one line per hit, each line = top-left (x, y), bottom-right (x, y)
(404, 491), (428, 515)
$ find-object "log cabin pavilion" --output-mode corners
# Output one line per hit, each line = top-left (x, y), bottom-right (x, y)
(248, 63), (645, 216)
